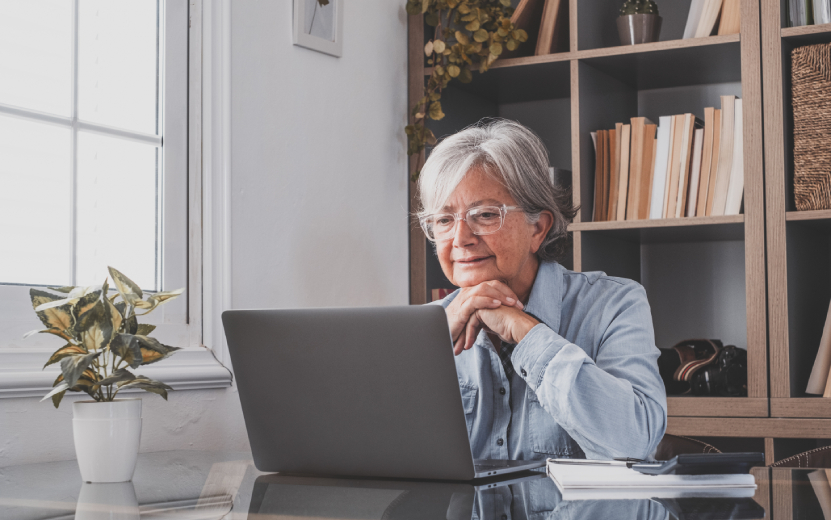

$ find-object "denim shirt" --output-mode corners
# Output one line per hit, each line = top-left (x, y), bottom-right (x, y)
(434, 261), (667, 461)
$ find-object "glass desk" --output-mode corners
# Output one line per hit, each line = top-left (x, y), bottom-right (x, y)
(0, 450), (819, 519)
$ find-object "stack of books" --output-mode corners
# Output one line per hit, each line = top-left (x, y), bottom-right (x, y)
(789, 0), (831, 27)
(683, 0), (741, 39)
(591, 95), (744, 222)
(509, 0), (567, 56)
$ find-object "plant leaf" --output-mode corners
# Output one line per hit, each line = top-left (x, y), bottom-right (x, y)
(473, 29), (489, 43)
(134, 288), (184, 315)
(49, 286), (76, 294)
(110, 334), (143, 368)
(96, 368), (136, 387)
(108, 266), (143, 304)
(51, 389), (67, 408)
(72, 290), (102, 321)
(433, 40), (446, 53)
(60, 351), (102, 388)
(135, 324), (156, 335)
(41, 383), (69, 404)
(117, 375), (173, 400)
(134, 335), (182, 365)
(44, 344), (87, 368)
(30, 289), (75, 338)
(106, 296), (123, 335)
(74, 301), (114, 352)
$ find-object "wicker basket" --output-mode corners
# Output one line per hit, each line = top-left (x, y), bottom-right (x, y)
(792, 43), (831, 211)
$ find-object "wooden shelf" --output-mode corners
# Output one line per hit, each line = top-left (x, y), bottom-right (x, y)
(668, 397), (768, 418)
(781, 22), (831, 41)
(668, 417), (831, 438)
(574, 33), (740, 60)
(569, 215), (745, 243)
(571, 214), (744, 231)
(772, 398), (831, 418)
(785, 209), (831, 222)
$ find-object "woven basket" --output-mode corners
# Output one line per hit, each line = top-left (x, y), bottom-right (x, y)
(793, 43), (831, 211)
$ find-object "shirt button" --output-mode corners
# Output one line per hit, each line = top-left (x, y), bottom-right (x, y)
(499, 387), (506, 395)
(497, 438), (504, 446)
(521, 369), (527, 377)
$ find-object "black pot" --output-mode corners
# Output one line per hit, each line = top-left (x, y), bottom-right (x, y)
(617, 13), (662, 45)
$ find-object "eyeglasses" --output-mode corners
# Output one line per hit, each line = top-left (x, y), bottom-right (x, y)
(420, 204), (522, 242)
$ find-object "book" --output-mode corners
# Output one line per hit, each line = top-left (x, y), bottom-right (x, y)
(718, 0), (741, 35)
(609, 124), (622, 220)
(806, 299), (831, 394)
(546, 460), (756, 502)
(684, 0), (707, 39)
(638, 125), (658, 219)
(711, 95), (737, 216)
(649, 116), (673, 219)
(617, 124), (632, 221)
(790, 0), (815, 26)
(675, 114), (702, 218)
(504, 0), (546, 57)
(592, 130), (605, 221)
(706, 108), (723, 215)
(809, 469), (831, 520)
(535, 0), (565, 56)
(603, 130), (612, 220)
(724, 98), (744, 215)
(431, 288), (453, 302)
(686, 127), (705, 217)
(666, 115), (685, 218)
(696, 107), (717, 217)
(627, 117), (653, 220)
(696, 0), (724, 38)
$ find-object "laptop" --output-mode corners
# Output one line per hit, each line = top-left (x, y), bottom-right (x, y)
(222, 305), (545, 480)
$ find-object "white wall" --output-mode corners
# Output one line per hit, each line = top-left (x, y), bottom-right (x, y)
(0, 0), (410, 468)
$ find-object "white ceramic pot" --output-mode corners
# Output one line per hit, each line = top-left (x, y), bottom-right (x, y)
(75, 482), (140, 520)
(73, 399), (142, 483)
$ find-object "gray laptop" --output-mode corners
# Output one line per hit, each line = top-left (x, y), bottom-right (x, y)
(222, 305), (545, 480)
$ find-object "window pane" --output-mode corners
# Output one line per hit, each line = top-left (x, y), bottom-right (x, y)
(78, 0), (159, 134)
(0, 115), (71, 285)
(76, 132), (158, 290)
(0, 1), (72, 116)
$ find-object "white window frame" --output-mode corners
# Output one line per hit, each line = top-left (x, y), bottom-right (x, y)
(0, 0), (232, 398)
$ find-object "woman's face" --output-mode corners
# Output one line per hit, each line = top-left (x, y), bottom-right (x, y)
(434, 168), (550, 290)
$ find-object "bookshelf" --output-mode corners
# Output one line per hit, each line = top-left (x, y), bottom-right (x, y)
(408, 0), (831, 454)
(763, 0), (831, 421)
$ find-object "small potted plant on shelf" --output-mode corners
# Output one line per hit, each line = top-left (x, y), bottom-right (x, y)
(26, 266), (183, 483)
(617, 0), (662, 46)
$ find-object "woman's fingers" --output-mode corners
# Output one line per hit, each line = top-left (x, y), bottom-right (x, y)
(482, 281), (523, 309)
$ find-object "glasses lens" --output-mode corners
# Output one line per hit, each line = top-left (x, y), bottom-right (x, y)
(428, 214), (456, 241)
(467, 206), (503, 235)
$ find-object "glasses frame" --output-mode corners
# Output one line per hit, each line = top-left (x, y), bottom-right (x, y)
(420, 204), (523, 242)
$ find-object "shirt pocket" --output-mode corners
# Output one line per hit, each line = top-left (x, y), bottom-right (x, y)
(526, 390), (585, 458)
(459, 383), (478, 437)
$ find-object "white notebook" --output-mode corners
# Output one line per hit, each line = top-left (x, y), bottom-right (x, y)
(546, 459), (756, 500)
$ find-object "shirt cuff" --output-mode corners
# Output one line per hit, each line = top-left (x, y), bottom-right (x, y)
(510, 324), (570, 390)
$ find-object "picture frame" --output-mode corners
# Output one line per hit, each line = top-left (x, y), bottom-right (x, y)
(292, 0), (343, 58)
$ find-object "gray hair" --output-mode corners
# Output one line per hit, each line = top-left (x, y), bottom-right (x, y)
(416, 118), (577, 261)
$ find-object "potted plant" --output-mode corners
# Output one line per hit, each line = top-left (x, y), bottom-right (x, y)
(617, 0), (662, 46)
(26, 266), (183, 483)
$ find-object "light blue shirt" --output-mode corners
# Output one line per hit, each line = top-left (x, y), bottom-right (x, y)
(434, 261), (667, 461)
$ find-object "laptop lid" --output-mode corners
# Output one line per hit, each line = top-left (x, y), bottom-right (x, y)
(222, 305), (476, 480)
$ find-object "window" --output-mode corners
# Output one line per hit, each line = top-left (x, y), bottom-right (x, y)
(0, 1), (229, 396)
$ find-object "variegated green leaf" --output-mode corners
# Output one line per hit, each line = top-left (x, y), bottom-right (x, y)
(96, 368), (136, 387)
(117, 375), (172, 400)
(110, 334), (143, 368)
(60, 351), (102, 388)
(134, 287), (183, 315)
(72, 290), (102, 321)
(108, 266), (143, 304)
(106, 296), (123, 335)
(41, 383), (69, 404)
(43, 344), (87, 368)
(51, 388), (67, 408)
(30, 289), (75, 339)
(74, 301), (114, 351)
(54, 369), (100, 391)
(136, 324), (156, 335)
(23, 327), (74, 342)
(133, 335), (181, 365)
(49, 286), (76, 294)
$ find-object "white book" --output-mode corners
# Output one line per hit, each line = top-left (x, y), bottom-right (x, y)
(724, 98), (744, 215)
(546, 460), (757, 498)
(649, 116), (673, 219)
(686, 128), (705, 217)
(696, 0), (724, 38)
(684, 0), (707, 39)
(816, 0), (831, 25)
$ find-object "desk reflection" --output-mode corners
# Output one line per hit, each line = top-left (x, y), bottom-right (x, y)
(248, 473), (765, 520)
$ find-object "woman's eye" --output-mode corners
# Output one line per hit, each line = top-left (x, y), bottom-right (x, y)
(478, 212), (499, 219)
(435, 217), (454, 226)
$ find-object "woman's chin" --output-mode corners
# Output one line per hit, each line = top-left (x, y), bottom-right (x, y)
(452, 269), (496, 288)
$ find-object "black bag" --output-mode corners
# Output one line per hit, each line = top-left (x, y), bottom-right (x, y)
(657, 339), (748, 397)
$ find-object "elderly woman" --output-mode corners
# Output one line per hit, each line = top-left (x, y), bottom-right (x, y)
(417, 119), (667, 462)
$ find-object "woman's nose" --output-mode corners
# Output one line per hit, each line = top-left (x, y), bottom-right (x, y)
(452, 218), (477, 247)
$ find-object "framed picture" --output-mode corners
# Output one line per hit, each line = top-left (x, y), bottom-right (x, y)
(293, 0), (343, 57)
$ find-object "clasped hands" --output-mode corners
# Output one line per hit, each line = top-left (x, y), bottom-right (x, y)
(445, 280), (540, 356)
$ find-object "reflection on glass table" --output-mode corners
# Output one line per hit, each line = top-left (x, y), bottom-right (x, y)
(1, 451), (809, 520)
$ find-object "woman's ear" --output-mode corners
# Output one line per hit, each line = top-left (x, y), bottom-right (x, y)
(530, 211), (555, 253)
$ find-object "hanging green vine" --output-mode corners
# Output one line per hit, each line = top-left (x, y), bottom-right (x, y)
(405, 0), (528, 182)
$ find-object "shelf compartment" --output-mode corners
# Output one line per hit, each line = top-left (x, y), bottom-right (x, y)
(667, 397), (768, 417)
